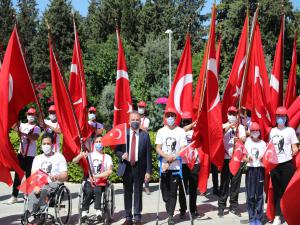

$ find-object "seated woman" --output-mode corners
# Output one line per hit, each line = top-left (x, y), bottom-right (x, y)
(73, 134), (113, 222)
(28, 132), (68, 224)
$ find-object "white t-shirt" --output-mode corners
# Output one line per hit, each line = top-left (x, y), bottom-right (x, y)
(19, 123), (41, 157)
(155, 126), (187, 170)
(140, 117), (150, 130)
(269, 127), (299, 163)
(244, 138), (266, 167)
(44, 119), (60, 152)
(32, 152), (67, 176)
(223, 123), (246, 159)
(87, 152), (113, 176)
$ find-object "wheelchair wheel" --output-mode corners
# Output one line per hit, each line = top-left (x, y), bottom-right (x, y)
(103, 183), (115, 224)
(77, 183), (84, 225)
(54, 185), (72, 225)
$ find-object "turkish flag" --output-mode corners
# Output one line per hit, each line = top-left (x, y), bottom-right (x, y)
(18, 169), (48, 195)
(242, 20), (272, 141)
(285, 31), (298, 108)
(113, 29), (132, 127)
(192, 4), (224, 171)
(178, 141), (197, 170)
(69, 21), (92, 141)
(49, 37), (89, 175)
(229, 140), (246, 176)
(101, 123), (126, 147)
(221, 15), (248, 122)
(288, 96), (300, 129)
(262, 141), (278, 173)
(197, 147), (210, 193)
(266, 177), (275, 221)
(269, 16), (284, 119)
(216, 33), (221, 75)
(0, 26), (36, 185)
(167, 34), (193, 124)
(0, 163), (13, 186)
(281, 169), (300, 225)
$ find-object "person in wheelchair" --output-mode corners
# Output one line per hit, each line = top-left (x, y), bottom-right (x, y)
(27, 132), (68, 224)
(73, 134), (113, 222)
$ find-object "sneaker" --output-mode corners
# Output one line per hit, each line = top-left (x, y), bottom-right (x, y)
(7, 196), (17, 204)
(272, 216), (281, 225)
(168, 216), (175, 225)
(179, 211), (186, 219)
(96, 210), (102, 221)
(144, 187), (151, 195)
(229, 208), (241, 217)
(191, 211), (200, 218)
(217, 208), (224, 217)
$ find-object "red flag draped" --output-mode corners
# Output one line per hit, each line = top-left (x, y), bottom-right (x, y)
(178, 141), (197, 170)
(284, 31), (298, 108)
(113, 29), (132, 126)
(18, 169), (48, 195)
(101, 123), (126, 147)
(270, 16), (284, 117)
(287, 96), (300, 129)
(216, 33), (222, 75)
(242, 21), (272, 141)
(266, 177), (275, 221)
(49, 37), (88, 175)
(229, 140), (246, 176)
(0, 26), (37, 185)
(197, 148), (210, 193)
(262, 141), (278, 172)
(166, 34), (193, 124)
(69, 21), (92, 141)
(221, 16), (248, 122)
(192, 4), (224, 171)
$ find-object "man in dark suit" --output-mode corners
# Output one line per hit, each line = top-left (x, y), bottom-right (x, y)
(115, 111), (152, 225)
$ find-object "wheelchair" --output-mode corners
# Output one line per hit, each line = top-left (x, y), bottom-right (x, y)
(21, 183), (72, 225)
(78, 180), (115, 225)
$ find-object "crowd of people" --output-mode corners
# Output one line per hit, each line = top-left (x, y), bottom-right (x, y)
(6, 101), (300, 225)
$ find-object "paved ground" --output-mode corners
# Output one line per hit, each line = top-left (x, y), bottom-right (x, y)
(0, 173), (286, 225)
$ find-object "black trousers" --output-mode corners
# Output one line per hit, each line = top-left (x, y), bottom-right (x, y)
(179, 164), (199, 213)
(161, 170), (180, 216)
(82, 181), (105, 211)
(246, 167), (265, 222)
(211, 163), (219, 191)
(270, 160), (295, 216)
(12, 154), (34, 197)
(218, 159), (242, 210)
(123, 164), (144, 221)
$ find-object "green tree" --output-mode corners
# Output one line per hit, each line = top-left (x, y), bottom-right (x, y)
(0, 0), (15, 51)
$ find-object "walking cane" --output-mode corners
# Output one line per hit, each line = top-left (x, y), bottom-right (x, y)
(156, 157), (163, 225)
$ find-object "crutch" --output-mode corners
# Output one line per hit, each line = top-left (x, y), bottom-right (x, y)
(156, 157), (163, 225)
(176, 156), (193, 225)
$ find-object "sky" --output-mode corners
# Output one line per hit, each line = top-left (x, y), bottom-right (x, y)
(12, 0), (300, 17)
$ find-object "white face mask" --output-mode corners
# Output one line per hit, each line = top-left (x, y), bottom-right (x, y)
(49, 114), (56, 121)
(251, 131), (260, 139)
(138, 107), (145, 115)
(88, 113), (96, 121)
(227, 115), (237, 124)
(42, 144), (52, 155)
(27, 115), (35, 123)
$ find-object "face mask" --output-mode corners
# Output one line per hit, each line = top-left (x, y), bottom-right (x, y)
(94, 143), (103, 152)
(276, 116), (286, 126)
(138, 107), (145, 115)
(251, 131), (260, 139)
(131, 121), (140, 130)
(42, 144), (52, 155)
(27, 115), (35, 123)
(228, 115), (237, 124)
(167, 116), (175, 126)
(49, 114), (56, 121)
(88, 113), (96, 121)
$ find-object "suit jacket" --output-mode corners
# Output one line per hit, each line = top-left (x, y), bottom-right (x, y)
(115, 128), (152, 178)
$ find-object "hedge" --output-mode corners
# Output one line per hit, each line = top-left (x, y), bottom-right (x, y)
(9, 130), (160, 183)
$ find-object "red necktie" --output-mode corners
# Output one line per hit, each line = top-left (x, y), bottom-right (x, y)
(130, 131), (136, 166)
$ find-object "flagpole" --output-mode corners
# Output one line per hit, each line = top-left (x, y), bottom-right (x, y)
(46, 21), (84, 149)
(238, 6), (260, 112)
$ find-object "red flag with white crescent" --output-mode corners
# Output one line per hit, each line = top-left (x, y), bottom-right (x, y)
(166, 34), (193, 124)
(18, 169), (49, 195)
(69, 21), (92, 141)
(113, 29), (132, 127)
(192, 4), (224, 171)
(0, 26), (36, 185)
(222, 15), (248, 122)
(284, 31), (298, 108)
(178, 141), (197, 170)
(269, 16), (284, 117)
(101, 123), (126, 147)
(262, 140), (278, 172)
(229, 140), (246, 176)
